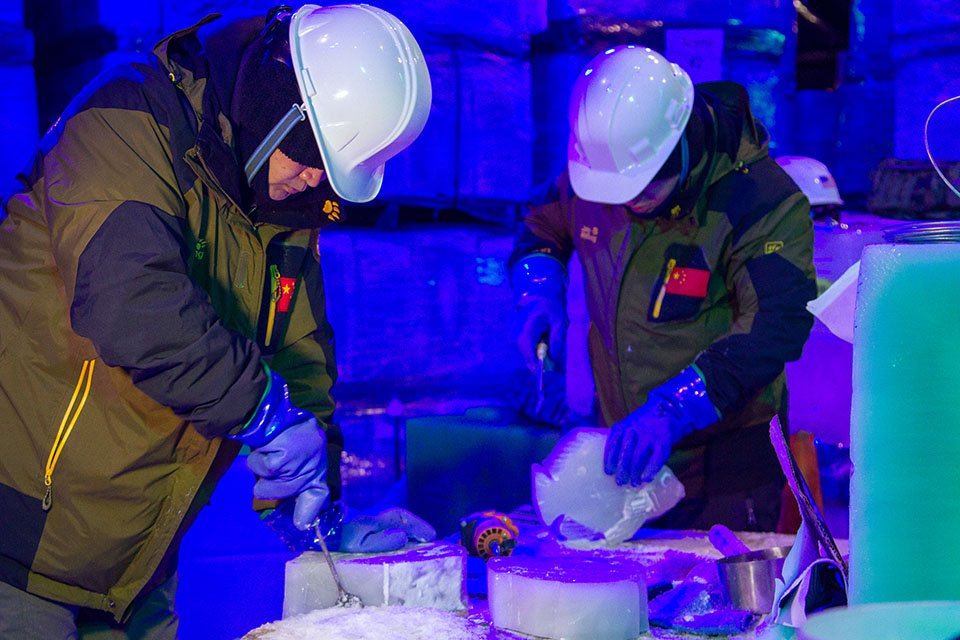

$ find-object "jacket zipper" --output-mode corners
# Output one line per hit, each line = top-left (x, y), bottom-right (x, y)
(265, 265), (281, 347)
(43, 359), (96, 511)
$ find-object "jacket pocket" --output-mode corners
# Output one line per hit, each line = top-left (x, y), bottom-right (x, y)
(43, 359), (96, 512)
(648, 245), (712, 323)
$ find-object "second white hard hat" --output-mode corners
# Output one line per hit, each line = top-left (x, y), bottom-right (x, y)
(776, 156), (843, 206)
(289, 4), (432, 203)
(567, 45), (695, 205)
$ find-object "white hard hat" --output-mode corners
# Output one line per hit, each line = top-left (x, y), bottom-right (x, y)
(776, 156), (844, 206)
(289, 4), (431, 203)
(567, 46), (695, 205)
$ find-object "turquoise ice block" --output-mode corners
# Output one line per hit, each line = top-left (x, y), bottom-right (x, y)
(849, 242), (960, 604)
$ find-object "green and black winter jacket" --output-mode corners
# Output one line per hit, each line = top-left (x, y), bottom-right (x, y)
(512, 82), (817, 503)
(0, 14), (342, 619)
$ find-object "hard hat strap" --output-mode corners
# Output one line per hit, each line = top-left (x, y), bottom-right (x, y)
(678, 134), (690, 188)
(244, 103), (308, 183)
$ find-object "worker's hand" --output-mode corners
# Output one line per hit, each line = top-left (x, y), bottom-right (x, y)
(603, 366), (720, 486)
(246, 419), (330, 529)
(510, 297), (568, 370)
(339, 507), (436, 553)
(604, 403), (677, 487)
(231, 365), (330, 530)
(510, 254), (568, 370)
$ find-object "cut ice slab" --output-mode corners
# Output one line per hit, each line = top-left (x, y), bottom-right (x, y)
(533, 427), (685, 543)
(487, 555), (648, 640)
(283, 542), (467, 618)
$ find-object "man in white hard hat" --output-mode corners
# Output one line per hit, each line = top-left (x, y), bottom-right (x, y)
(511, 46), (818, 532)
(0, 5), (432, 637)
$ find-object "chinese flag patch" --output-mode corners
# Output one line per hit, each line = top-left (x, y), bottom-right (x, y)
(276, 277), (296, 312)
(664, 266), (710, 297)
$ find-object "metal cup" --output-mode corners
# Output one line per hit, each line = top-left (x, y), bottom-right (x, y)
(716, 546), (792, 613)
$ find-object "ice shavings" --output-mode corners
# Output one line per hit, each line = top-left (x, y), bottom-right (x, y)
(283, 543), (467, 618)
(487, 555), (648, 640)
(533, 428), (685, 545)
(239, 606), (486, 640)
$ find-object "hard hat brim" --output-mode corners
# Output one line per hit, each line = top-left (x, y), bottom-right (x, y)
(568, 133), (673, 205)
(289, 5), (384, 203)
(568, 156), (661, 205)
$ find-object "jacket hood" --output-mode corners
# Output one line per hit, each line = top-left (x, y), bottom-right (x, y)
(151, 13), (343, 228)
(641, 81), (769, 223)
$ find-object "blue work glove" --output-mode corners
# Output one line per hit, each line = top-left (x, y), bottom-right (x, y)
(603, 366), (720, 486)
(339, 507), (437, 553)
(509, 253), (568, 370)
(231, 366), (330, 530)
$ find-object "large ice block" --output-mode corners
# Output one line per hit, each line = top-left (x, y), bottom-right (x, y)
(849, 241), (960, 604)
(533, 427), (685, 543)
(282, 543), (467, 618)
(487, 556), (648, 640)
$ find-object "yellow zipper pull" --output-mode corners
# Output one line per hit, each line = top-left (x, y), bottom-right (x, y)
(265, 265), (280, 346)
(652, 258), (677, 319)
(44, 359), (96, 512)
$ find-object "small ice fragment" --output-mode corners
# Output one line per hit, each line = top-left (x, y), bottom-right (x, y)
(533, 427), (685, 543)
(487, 556), (648, 640)
(283, 542), (467, 618)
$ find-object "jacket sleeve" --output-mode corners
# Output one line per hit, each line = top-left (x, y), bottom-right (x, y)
(70, 201), (267, 439)
(694, 158), (818, 416)
(509, 176), (576, 271)
(44, 91), (266, 439)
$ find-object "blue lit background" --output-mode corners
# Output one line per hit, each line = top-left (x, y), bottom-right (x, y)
(1, 1), (958, 638)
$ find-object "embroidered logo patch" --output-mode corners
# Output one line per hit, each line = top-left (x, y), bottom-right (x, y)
(764, 241), (784, 254)
(323, 200), (341, 222)
(579, 226), (599, 243)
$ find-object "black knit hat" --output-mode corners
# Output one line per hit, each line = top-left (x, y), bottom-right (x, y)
(232, 37), (324, 178)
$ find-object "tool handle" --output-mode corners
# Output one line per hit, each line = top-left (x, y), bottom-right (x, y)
(708, 524), (752, 558)
(536, 339), (549, 362)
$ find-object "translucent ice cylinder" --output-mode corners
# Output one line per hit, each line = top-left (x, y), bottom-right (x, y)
(283, 543), (467, 617)
(533, 427), (685, 543)
(849, 229), (960, 604)
(487, 556), (648, 640)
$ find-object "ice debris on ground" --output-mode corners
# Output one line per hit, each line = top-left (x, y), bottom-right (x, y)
(533, 428), (686, 544)
(239, 606), (486, 640)
(283, 542), (467, 618)
(487, 555), (648, 640)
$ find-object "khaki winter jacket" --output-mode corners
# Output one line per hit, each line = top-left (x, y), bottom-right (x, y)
(0, 14), (342, 620)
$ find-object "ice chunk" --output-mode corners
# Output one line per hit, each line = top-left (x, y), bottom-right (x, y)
(240, 606), (486, 640)
(487, 556), (648, 640)
(283, 543), (467, 618)
(533, 427), (685, 543)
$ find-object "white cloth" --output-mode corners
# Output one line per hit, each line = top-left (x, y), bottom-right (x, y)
(806, 260), (860, 344)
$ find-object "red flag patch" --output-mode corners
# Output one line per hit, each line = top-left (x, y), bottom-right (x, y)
(276, 277), (296, 312)
(664, 266), (709, 297)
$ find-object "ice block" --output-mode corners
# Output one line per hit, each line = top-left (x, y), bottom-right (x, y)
(533, 427), (685, 543)
(487, 555), (648, 640)
(282, 542), (467, 618)
(242, 606), (486, 640)
(849, 241), (960, 604)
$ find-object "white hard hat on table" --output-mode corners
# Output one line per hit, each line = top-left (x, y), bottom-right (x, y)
(289, 4), (432, 203)
(776, 155), (844, 206)
(567, 45), (694, 205)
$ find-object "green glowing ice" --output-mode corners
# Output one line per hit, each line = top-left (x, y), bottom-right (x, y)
(849, 242), (960, 604)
